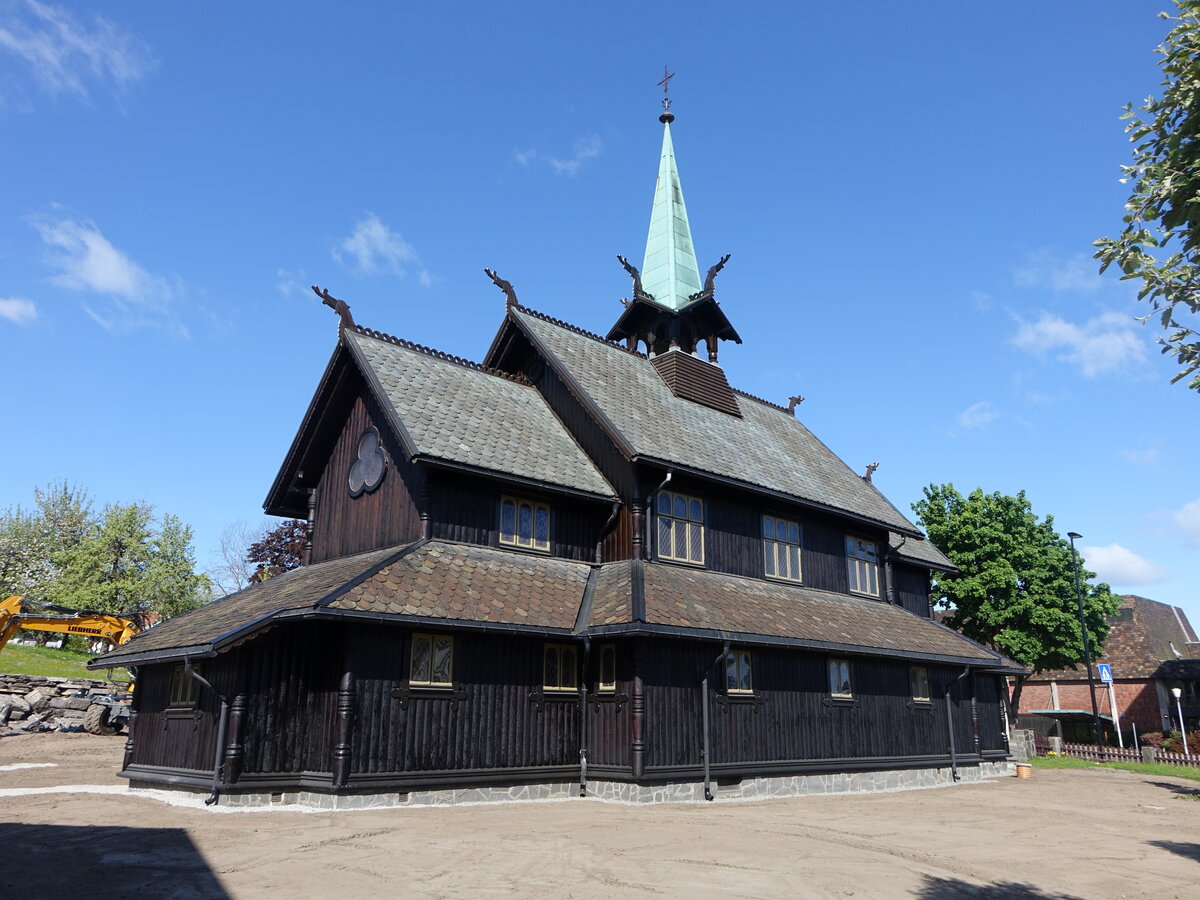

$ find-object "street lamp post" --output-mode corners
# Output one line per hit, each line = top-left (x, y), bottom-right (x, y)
(1171, 687), (1190, 756)
(1067, 532), (1104, 750)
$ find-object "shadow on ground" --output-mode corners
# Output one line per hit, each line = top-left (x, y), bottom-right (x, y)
(1148, 839), (1200, 862)
(0, 822), (228, 899)
(1149, 779), (1200, 798)
(913, 876), (1085, 899)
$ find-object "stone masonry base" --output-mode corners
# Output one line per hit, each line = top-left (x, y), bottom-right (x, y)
(134, 761), (1014, 810)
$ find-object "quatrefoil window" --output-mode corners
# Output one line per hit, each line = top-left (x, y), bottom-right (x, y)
(348, 427), (387, 497)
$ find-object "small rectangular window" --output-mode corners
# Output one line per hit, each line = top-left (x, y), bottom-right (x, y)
(846, 536), (880, 597)
(657, 490), (705, 564)
(763, 514), (802, 582)
(724, 649), (753, 694)
(544, 643), (578, 692)
(168, 664), (201, 708)
(499, 497), (551, 552)
(828, 658), (852, 698)
(597, 644), (616, 692)
(910, 666), (930, 702)
(410, 633), (454, 686)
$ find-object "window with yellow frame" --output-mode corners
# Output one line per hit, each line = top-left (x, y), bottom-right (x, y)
(596, 644), (616, 692)
(543, 643), (578, 692)
(724, 648), (753, 694)
(499, 497), (551, 552)
(410, 633), (454, 686)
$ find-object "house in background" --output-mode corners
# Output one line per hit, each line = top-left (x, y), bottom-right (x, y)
(1018, 594), (1200, 741)
(92, 102), (1021, 806)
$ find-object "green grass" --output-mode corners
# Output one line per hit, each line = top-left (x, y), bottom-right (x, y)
(0, 643), (129, 681)
(1030, 753), (1200, 783)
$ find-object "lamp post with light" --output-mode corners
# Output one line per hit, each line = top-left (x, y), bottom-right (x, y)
(1171, 687), (1190, 756)
(1067, 532), (1103, 749)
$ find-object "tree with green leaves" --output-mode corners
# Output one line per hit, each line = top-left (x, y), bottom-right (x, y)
(0, 480), (93, 599)
(912, 484), (1120, 715)
(46, 501), (210, 623)
(1095, 1), (1200, 391)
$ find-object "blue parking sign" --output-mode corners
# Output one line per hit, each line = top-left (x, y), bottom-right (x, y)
(1098, 663), (1113, 683)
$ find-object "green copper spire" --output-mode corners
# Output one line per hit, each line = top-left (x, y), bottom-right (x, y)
(640, 118), (702, 310)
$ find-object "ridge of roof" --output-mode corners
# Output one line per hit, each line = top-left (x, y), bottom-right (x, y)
(730, 387), (791, 415)
(510, 304), (647, 359)
(348, 323), (532, 385)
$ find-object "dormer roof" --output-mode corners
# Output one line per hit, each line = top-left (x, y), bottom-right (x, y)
(265, 324), (615, 517)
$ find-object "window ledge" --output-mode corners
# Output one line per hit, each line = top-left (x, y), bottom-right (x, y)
(497, 542), (552, 556)
(391, 684), (467, 709)
(764, 574), (803, 586)
(823, 696), (858, 709)
(907, 699), (934, 711)
(715, 692), (764, 711)
(656, 556), (706, 569)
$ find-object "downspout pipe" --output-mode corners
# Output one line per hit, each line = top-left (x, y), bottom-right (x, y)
(644, 471), (673, 557)
(579, 637), (591, 797)
(946, 667), (970, 783)
(595, 501), (621, 564)
(701, 640), (731, 802)
(185, 656), (230, 806)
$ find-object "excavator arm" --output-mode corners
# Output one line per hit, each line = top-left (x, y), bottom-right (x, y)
(0, 595), (141, 653)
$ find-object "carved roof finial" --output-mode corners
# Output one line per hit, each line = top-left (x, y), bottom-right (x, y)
(864, 461), (880, 483)
(787, 395), (805, 416)
(484, 268), (519, 308)
(312, 285), (354, 329)
(703, 253), (731, 297)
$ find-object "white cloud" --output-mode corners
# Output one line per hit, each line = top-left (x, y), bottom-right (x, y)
(33, 215), (180, 333)
(1118, 446), (1160, 466)
(1081, 543), (1169, 586)
(956, 401), (998, 430)
(275, 267), (307, 297)
(516, 136), (603, 177)
(1011, 311), (1146, 377)
(333, 213), (429, 283)
(1013, 250), (1103, 294)
(1173, 498), (1200, 548)
(0, 0), (152, 101)
(0, 297), (36, 324)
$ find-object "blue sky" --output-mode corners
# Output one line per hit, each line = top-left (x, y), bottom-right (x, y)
(2, 2), (1198, 646)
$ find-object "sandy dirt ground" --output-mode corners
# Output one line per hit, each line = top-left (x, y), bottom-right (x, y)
(0, 733), (1197, 899)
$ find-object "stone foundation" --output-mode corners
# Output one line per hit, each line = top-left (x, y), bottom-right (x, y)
(148, 760), (1015, 810)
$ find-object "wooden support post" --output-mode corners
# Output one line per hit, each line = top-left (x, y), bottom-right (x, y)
(303, 488), (317, 566)
(122, 702), (138, 772)
(970, 674), (981, 754)
(224, 692), (248, 784)
(705, 335), (719, 364)
(332, 664), (355, 789)
(631, 502), (644, 561)
(419, 481), (432, 540)
(631, 642), (645, 780)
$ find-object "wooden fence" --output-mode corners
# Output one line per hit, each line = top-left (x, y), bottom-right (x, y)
(1060, 741), (1196, 767)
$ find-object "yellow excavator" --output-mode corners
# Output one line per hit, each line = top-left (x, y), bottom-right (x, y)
(0, 595), (140, 735)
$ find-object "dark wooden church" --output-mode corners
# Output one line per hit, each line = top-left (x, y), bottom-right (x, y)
(93, 101), (1020, 806)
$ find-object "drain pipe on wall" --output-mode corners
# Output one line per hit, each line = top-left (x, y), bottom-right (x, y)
(184, 657), (230, 806)
(579, 637), (591, 797)
(644, 472), (673, 555)
(595, 501), (621, 564)
(946, 666), (970, 783)
(701, 640), (731, 801)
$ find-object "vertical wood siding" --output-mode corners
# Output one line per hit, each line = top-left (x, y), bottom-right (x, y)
(428, 472), (600, 562)
(892, 565), (932, 618)
(348, 625), (580, 774)
(642, 643), (999, 769)
(310, 389), (423, 564)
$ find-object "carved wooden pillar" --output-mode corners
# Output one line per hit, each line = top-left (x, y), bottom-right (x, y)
(303, 488), (317, 566)
(224, 692), (248, 784)
(631, 502), (644, 561)
(122, 691), (139, 772)
(419, 481), (432, 540)
(332, 664), (356, 789)
(970, 674), (981, 754)
(631, 641), (645, 780)
(705, 335), (719, 364)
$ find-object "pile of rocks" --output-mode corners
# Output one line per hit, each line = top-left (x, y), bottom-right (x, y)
(0, 673), (130, 733)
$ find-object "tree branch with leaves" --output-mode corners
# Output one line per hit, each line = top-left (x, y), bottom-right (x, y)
(1095, 1), (1200, 391)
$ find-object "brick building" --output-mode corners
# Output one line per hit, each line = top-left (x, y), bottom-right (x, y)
(1018, 594), (1200, 741)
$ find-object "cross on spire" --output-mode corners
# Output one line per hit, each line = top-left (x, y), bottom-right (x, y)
(657, 65), (675, 112)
